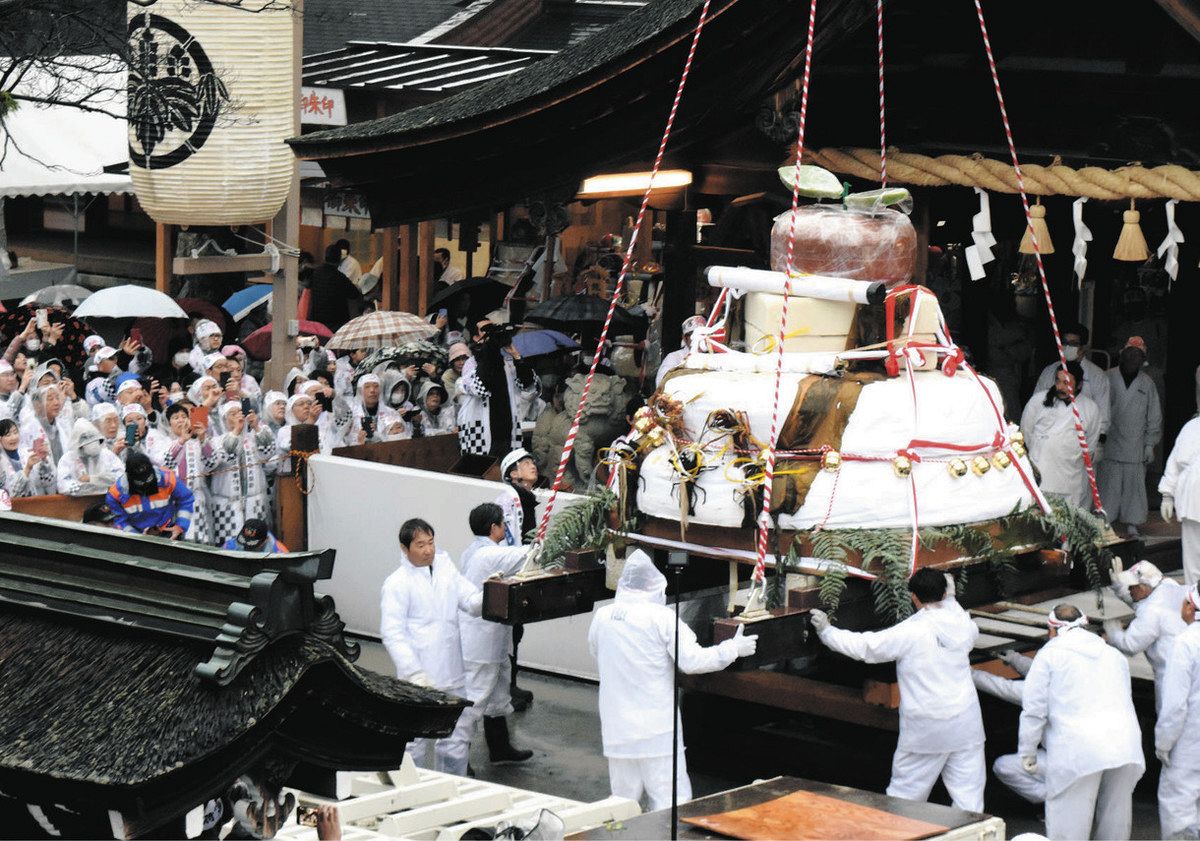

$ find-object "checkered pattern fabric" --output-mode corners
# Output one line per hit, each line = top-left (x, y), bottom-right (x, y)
(327, 311), (438, 350)
(458, 420), (489, 456)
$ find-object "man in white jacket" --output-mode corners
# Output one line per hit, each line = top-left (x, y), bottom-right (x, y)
(1032, 325), (1110, 454)
(381, 518), (483, 776)
(1104, 559), (1186, 712)
(1156, 583), (1200, 839)
(1099, 338), (1162, 537)
(1161, 416), (1200, 585)
(588, 550), (757, 810)
(459, 503), (534, 764)
(810, 568), (985, 812)
(1018, 604), (1144, 840)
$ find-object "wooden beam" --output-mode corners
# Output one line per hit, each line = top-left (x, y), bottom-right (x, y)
(399, 224), (418, 313)
(173, 253), (276, 276)
(380, 227), (398, 311)
(155, 223), (172, 293)
(417, 220), (435, 316)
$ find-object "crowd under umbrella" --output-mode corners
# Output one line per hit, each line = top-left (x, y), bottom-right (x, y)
(19, 284), (92, 309)
(242, 320), (332, 361)
(72, 285), (189, 321)
(327, 310), (438, 351)
(424, 277), (510, 317)
(0, 305), (91, 371)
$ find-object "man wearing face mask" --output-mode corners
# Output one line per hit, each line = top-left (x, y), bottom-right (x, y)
(1021, 362), (1103, 510)
(1034, 326), (1110, 460)
(1099, 337), (1162, 537)
(57, 418), (125, 495)
(105, 452), (194, 539)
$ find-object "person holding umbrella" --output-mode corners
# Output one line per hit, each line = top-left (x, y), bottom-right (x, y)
(457, 323), (538, 459)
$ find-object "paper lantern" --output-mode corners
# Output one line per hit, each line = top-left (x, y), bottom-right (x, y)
(127, 1), (293, 226)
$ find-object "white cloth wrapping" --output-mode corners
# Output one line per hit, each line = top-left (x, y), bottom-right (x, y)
(1020, 393), (1102, 509)
(1018, 628), (1144, 801)
(965, 188), (997, 281)
(1072, 197), (1092, 287)
(1158, 199), (1184, 284)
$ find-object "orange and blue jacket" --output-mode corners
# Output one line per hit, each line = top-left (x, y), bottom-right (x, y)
(105, 468), (194, 534)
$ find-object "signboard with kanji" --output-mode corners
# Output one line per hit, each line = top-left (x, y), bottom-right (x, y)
(299, 86), (347, 126)
(323, 191), (370, 219)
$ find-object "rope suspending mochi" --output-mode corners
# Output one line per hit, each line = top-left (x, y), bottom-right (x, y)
(750, 0), (821, 601)
(972, 0), (1103, 514)
(535, 0), (716, 543)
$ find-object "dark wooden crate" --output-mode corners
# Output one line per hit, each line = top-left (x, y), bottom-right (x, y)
(482, 568), (608, 625)
(712, 608), (814, 669)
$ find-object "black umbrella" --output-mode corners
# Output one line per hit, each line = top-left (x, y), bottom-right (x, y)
(526, 294), (645, 334)
(425, 277), (510, 315)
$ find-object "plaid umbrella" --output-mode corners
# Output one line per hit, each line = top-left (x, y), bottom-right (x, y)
(328, 310), (437, 350)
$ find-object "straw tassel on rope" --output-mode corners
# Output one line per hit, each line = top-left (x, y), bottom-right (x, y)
(1113, 198), (1150, 262)
(1019, 198), (1053, 254)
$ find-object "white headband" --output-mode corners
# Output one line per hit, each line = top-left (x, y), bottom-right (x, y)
(121, 403), (146, 420)
(1188, 587), (1200, 611)
(218, 400), (242, 420)
(116, 379), (141, 396)
(1047, 609), (1088, 631)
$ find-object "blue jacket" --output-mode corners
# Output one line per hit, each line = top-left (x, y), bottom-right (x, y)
(105, 468), (194, 534)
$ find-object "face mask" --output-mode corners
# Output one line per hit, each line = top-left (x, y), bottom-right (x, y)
(81, 440), (102, 457)
(1063, 346), (1080, 362)
(25, 339), (40, 352)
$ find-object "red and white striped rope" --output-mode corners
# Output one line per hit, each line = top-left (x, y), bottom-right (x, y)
(972, 0), (1103, 514)
(536, 0), (714, 541)
(752, 0), (820, 585)
(876, 0), (887, 186)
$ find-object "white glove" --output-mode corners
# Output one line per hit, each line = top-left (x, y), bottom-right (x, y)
(1158, 748), (1172, 767)
(1163, 495), (1176, 522)
(731, 624), (758, 658)
(1108, 555), (1124, 586)
(999, 650), (1026, 671)
(1103, 619), (1123, 639)
(1021, 755), (1038, 774)
(408, 671), (434, 688)
(809, 609), (831, 633)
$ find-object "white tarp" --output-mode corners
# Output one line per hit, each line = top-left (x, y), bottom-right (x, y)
(0, 56), (132, 198)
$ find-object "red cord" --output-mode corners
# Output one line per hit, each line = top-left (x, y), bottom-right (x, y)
(972, 0), (1103, 514)
(536, 0), (715, 541)
(876, 0), (888, 186)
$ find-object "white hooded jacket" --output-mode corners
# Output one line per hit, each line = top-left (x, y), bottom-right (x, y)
(380, 549), (482, 690)
(1161, 417), (1200, 521)
(1156, 622), (1200, 769)
(458, 536), (528, 664)
(588, 551), (742, 759)
(818, 590), (983, 754)
(1018, 626), (1144, 798)
(1106, 578), (1187, 710)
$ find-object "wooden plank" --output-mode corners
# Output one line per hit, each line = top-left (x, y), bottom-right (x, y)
(399, 224), (418, 313)
(680, 670), (899, 732)
(331, 434), (461, 472)
(380, 226), (398, 311)
(155, 223), (172, 293)
(172, 253), (276, 275)
(12, 492), (103, 522)
(376, 788), (512, 835)
(417, 220), (435, 316)
(314, 777), (460, 824)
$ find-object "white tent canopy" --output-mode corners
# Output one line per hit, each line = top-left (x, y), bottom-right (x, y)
(0, 56), (131, 198)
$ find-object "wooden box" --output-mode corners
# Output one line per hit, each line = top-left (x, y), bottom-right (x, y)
(482, 568), (608, 625)
(712, 608), (814, 669)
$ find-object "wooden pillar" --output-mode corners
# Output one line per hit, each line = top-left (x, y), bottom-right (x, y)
(265, 0), (302, 390)
(491, 211), (505, 266)
(399, 224), (418, 313)
(380, 226), (398, 311)
(417, 220), (435, 315)
(155, 223), (172, 294)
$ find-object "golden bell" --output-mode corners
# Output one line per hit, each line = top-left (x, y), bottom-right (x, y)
(644, 427), (666, 448)
(821, 450), (842, 473)
(992, 451), (1012, 470)
(632, 406), (656, 435)
(947, 457), (968, 478)
(971, 455), (991, 476)
(1010, 431), (1027, 458)
(893, 455), (912, 478)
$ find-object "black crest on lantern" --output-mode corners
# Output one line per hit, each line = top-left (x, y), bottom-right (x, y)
(127, 12), (230, 170)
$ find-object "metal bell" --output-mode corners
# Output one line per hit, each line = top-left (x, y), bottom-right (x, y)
(821, 451), (842, 473)
(971, 455), (991, 476)
(992, 451), (1012, 470)
(947, 457), (969, 478)
(893, 455), (912, 478)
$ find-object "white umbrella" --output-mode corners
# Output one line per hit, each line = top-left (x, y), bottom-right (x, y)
(72, 285), (188, 319)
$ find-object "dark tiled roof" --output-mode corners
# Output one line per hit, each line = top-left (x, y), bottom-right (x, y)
(301, 0), (464, 55)
(304, 41), (554, 93)
(506, 0), (641, 51)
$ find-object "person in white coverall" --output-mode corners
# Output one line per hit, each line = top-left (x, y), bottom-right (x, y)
(810, 568), (985, 812)
(588, 550), (757, 810)
(1033, 325), (1110, 457)
(381, 518), (483, 776)
(459, 503), (533, 764)
(1155, 584), (1200, 839)
(654, 316), (704, 386)
(1020, 361), (1102, 510)
(971, 651), (1047, 804)
(1099, 338), (1162, 537)
(1161, 415), (1200, 585)
(1018, 604), (1144, 841)
(1104, 558), (1186, 712)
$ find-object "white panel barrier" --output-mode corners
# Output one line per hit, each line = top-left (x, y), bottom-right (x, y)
(306, 455), (599, 679)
